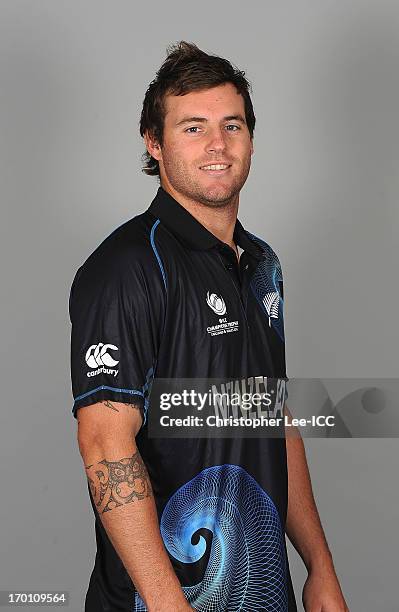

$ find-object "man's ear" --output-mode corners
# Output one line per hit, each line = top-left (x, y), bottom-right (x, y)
(144, 131), (162, 162)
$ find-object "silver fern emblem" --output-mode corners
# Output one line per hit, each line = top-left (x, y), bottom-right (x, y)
(262, 292), (280, 327)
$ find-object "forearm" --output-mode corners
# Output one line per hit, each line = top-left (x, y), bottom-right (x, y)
(284, 406), (334, 573)
(81, 438), (190, 611)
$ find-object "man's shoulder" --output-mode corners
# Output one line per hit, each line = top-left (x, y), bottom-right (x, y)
(82, 209), (156, 264)
(245, 229), (283, 270)
(70, 209), (161, 298)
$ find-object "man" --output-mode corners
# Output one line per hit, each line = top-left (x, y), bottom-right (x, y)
(70, 41), (349, 611)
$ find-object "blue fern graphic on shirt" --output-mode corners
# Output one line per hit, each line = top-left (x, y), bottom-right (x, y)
(246, 232), (285, 342)
(134, 464), (288, 611)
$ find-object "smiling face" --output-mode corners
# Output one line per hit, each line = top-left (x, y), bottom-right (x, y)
(145, 82), (254, 208)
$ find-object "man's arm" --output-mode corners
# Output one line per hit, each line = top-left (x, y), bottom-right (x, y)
(77, 400), (193, 612)
(284, 405), (349, 611)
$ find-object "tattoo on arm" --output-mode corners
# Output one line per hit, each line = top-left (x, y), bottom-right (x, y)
(85, 450), (153, 514)
(103, 400), (144, 416)
(103, 400), (119, 412)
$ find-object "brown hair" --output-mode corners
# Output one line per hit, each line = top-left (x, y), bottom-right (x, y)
(139, 41), (256, 177)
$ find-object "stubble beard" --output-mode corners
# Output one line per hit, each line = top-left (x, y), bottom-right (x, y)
(162, 154), (252, 209)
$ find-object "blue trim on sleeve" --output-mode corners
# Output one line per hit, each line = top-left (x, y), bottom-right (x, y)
(141, 365), (155, 427)
(150, 219), (167, 290)
(73, 385), (145, 404)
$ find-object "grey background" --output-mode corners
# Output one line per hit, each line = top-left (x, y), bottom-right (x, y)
(1, 1), (398, 610)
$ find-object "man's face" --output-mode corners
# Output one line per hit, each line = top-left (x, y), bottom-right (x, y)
(151, 83), (254, 207)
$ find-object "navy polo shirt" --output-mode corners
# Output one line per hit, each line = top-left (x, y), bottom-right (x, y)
(69, 186), (297, 611)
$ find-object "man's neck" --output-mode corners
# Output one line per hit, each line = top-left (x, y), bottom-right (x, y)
(160, 182), (239, 253)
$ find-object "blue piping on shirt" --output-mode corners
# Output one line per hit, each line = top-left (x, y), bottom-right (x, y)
(73, 385), (144, 404)
(150, 219), (167, 290)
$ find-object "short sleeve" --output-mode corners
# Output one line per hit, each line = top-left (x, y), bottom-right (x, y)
(279, 270), (289, 403)
(69, 246), (164, 423)
(246, 231), (290, 408)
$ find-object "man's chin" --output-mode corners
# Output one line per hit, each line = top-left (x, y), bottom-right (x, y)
(197, 184), (238, 207)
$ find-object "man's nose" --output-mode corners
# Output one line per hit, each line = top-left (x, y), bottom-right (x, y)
(205, 127), (227, 153)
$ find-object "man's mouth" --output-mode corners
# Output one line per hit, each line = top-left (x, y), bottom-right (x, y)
(199, 163), (232, 172)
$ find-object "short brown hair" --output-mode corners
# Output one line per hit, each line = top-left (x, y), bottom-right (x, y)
(139, 41), (256, 177)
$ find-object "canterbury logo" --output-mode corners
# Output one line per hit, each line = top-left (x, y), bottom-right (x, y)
(85, 343), (119, 368)
(262, 292), (279, 327)
(206, 291), (226, 316)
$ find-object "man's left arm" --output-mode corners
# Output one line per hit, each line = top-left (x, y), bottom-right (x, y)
(284, 404), (350, 612)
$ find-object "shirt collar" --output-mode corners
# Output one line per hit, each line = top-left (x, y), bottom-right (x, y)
(147, 186), (265, 261)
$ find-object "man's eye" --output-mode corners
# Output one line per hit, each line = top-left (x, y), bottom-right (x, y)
(185, 125), (241, 133)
